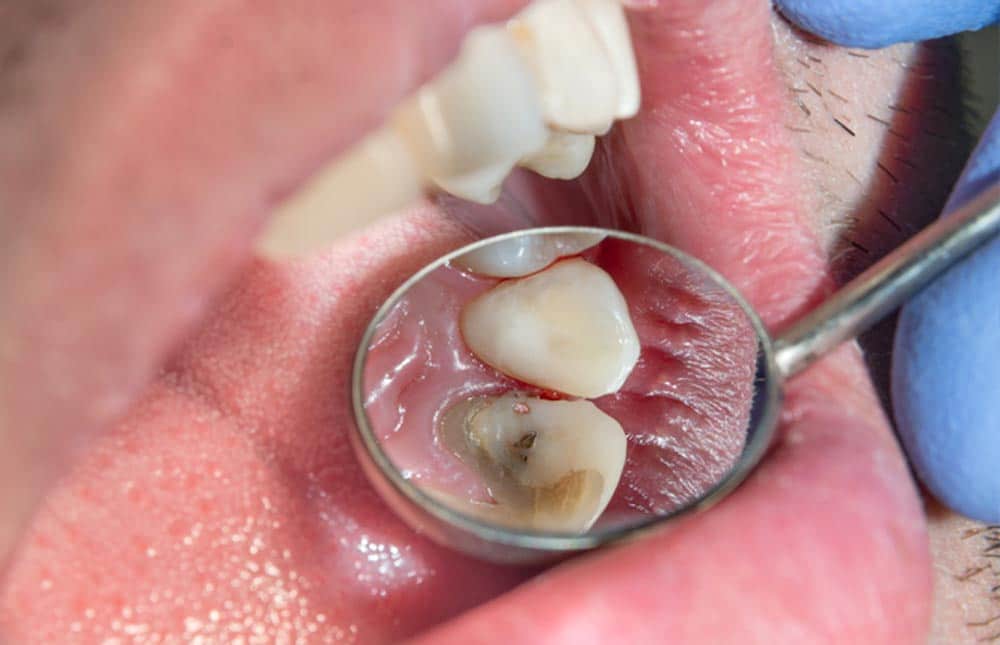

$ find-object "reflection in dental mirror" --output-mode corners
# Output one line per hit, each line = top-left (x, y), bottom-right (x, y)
(438, 392), (627, 533)
(453, 231), (605, 277)
(358, 230), (762, 536)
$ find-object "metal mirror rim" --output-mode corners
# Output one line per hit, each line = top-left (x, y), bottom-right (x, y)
(349, 226), (783, 560)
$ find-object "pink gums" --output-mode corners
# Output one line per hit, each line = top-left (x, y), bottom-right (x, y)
(363, 266), (515, 503)
(363, 238), (757, 526)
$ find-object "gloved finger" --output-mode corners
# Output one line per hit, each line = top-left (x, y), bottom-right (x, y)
(893, 109), (1000, 523)
(774, 0), (1000, 48)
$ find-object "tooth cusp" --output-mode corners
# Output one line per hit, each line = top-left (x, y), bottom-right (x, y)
(460, 258), (639, 397)
(519, 131), (596, 180)
(430, 163), (513, 204)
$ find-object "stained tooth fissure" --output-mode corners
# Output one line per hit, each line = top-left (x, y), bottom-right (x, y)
(439, 392), (627, 533)
(520, 130), (597, 179)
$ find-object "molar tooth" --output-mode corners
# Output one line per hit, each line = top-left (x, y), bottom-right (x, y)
(508, 0), (620, 135)
(257, 1), (644, 258)
(454, 231), (605, 278)
(461, 258), (639, 397)
(574, 0), (641, 119)
(392, 26), (549, 181)
(519, 130), (596, 179)
(443, 393), (627, 533)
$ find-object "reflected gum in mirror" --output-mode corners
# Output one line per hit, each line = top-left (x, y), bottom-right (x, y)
(362, 235), (759, 534)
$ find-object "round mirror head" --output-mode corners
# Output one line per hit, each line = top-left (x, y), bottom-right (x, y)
(351, 228), (779, 561)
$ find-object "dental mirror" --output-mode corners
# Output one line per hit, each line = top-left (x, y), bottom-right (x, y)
(351, 182), (1000, 564)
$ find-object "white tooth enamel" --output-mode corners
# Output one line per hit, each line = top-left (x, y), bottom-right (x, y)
(431, 163), (511, 204)
(441, 393), (627, 533)
(574, 0), (641, 119)
(461, 258), (639, 397)
(508, 0), (620, 135)
(392, 26), (548, 183)
(519, 130), (596, 179)
(454, 232), (605, 278)
(258, 1), (643, 256)
(257, 128), (423, 258)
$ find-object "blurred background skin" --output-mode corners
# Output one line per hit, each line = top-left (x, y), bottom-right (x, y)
(0, 2), (995, 641)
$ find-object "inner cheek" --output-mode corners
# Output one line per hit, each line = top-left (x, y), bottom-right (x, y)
(363, 239), (757, 519)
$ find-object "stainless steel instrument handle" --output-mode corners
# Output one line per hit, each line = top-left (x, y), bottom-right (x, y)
(774, 182), (1000, 378)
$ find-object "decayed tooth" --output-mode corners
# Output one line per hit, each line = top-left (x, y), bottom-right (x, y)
(519, 130), (596, 179)
(453, 231), (605, 278)
(574, 0), (641, 119)
(441, 393), (627, 533)
(392, 26), (549, 182)
(508, 0), (620, 135)
(461, 258), (639, 397)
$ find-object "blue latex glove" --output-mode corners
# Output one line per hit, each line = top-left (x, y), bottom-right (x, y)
(773, 0), (1000, 521)
(775, 0), (1000, 48)
(894, 115), (1000, 523)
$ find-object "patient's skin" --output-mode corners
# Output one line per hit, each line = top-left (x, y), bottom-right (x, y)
(0, 0), (992, 641)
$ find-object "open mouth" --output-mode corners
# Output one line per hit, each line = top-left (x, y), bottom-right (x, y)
(0, 0), (972, 642)
(362, 233), (758, 533)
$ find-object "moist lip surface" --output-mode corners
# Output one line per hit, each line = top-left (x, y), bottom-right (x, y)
(0, 0), (965, 641)
(363, 237), (757, 527)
